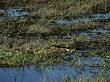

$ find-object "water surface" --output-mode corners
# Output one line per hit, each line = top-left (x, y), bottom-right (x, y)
(0, 8), (31, 21)
(0, 56), (110, 82)
(53, 13), (110, 25)
(80, 26), (110, 40)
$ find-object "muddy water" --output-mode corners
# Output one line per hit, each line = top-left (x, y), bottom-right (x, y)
(0, 56), (110, 82)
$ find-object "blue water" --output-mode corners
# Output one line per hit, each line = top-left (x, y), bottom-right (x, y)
(0, 56), (109, 82)
(0, 66), (79, 82)
(6, 8), (30, 17)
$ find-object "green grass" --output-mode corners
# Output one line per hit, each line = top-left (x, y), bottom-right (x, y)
(0, 20), (110, 66)
(0, 40), (110, 66)
(31, 0), (110, 18)
(0, 1), (110, 82)
(63, 78), (107, 82)
(0, 0), (110, 66)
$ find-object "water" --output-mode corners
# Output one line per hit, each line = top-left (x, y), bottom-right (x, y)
(0, 56), (109, 82)
(6, 8), (31, 17)
(0, 8), (110, 23)
(53, 13), (110, 25)
(0, 9), (5, 16)
(80, 56), (104, 66)
(0, 8), (31, 21)
(80, 26), (110, 40)
(53, 17), (92, 25)
(91, 13), (110, 21)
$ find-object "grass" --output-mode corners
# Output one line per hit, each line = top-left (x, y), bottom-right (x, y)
(0, 1), (110, 82)
(0, 40), (110, 67)
(63, 78), (107, 82)
(2, 0), (110, 17)
(30, 0), (110, 18)
(0, 0), (110, 67)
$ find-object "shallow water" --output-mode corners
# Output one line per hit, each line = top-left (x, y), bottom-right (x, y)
(53, 17), (92, 25)
(53, 13), (110, 25)
(0, 56), (110, 82)
(1, 7), (110, 23)
(80, 26), (110, 40)
(0, 8), (31, 21)
(6, 8), (30, 17)
(91, 13), (110, 21)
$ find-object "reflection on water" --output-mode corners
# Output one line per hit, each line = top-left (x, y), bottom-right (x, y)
(0, 56), (110, 82)
(0, 66), (75, 82)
